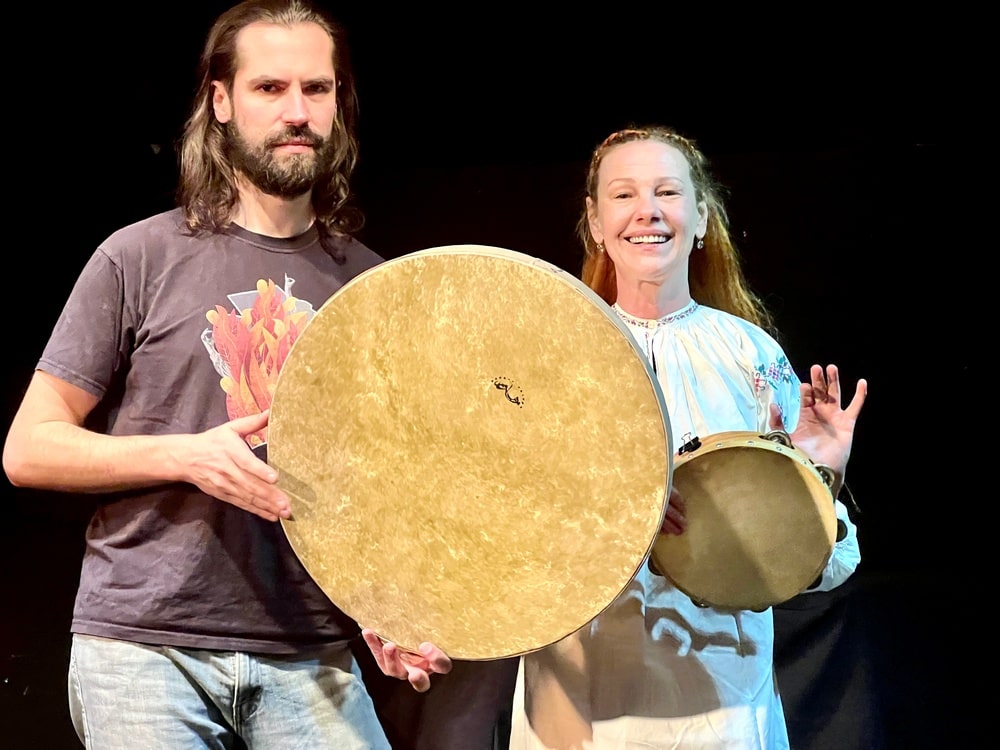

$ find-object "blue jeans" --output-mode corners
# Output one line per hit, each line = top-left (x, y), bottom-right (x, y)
(68, 634), (391, 749)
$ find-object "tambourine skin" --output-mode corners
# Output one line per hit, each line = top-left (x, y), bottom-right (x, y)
(650, 431), (837, 612)
(268, 245), (672, 659)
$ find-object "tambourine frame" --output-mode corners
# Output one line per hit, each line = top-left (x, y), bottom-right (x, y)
(650, 429), (837, 612)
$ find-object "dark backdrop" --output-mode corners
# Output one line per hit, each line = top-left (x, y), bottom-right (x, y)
(2, 4), (986, 748)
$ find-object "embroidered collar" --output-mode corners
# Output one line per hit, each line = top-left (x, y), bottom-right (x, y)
(613, 300), (699, 328)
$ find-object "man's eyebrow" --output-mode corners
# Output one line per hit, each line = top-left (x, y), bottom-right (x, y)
(243, 75), (336, 86)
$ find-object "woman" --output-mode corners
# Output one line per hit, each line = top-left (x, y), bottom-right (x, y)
(506, 126), (868, 749)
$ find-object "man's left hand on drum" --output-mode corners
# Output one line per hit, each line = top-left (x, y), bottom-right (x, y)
(361, 628), (453, 692)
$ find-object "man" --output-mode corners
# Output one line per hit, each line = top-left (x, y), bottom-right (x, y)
(3, 1), (446, 746)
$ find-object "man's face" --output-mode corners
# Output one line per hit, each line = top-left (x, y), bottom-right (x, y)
(212, 21), (339, 197)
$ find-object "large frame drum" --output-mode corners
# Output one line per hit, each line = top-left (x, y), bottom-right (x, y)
(268, 245), (672, 659)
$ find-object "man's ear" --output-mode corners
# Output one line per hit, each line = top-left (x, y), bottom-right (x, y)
(212, 81), (232, 124)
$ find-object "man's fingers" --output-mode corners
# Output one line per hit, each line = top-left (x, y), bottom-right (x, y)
(417, 642), (452, 674)
(362, 629), (393, 674)
(230, 409), (270, 436)
(408, 671), (431, 693)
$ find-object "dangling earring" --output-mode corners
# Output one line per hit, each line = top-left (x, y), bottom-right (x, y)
(597, 242), (605, 253)
(696, 238), (704, 250)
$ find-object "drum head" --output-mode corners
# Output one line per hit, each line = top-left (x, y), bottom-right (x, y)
(651, 431), (837, 611)
(268, 245), (672, 659)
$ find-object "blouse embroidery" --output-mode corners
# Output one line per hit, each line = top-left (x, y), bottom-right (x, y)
(753, 356), (796, 392)
(612, 300), (699, 328)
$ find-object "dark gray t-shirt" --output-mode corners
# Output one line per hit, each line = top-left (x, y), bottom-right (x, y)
(40, 208), (384, 653)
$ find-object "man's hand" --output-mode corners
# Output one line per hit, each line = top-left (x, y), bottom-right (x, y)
(182, 410), (291, 521)
(361, 628), (453, 693)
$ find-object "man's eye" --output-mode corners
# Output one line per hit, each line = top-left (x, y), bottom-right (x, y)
(305, 84), (332, 95)
(259, 83), (278, 93)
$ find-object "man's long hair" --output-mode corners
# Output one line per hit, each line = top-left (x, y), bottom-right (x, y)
(177, 0), (362, 260)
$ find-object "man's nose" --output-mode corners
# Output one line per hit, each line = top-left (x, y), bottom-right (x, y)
(282, 88), (310, 125)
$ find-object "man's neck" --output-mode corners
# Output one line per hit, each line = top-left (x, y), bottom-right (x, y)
(232, 181), (315, 238)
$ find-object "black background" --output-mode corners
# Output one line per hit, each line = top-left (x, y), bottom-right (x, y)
(2, 3), (987, 748)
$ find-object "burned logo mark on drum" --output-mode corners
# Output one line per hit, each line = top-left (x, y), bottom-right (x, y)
(492, 376), (524, 408)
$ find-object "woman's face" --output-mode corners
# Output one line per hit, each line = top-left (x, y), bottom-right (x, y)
(587, 139), (707, 295)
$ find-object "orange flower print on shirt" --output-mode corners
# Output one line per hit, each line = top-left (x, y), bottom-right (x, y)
(203, 277), (317, 447)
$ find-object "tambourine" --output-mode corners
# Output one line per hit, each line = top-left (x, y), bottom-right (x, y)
(650, 430), (837, 611)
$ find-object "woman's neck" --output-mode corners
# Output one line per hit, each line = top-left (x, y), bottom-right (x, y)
(614, 280), (691, 320)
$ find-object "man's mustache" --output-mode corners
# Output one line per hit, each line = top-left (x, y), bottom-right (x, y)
(265, 126), (324, 149)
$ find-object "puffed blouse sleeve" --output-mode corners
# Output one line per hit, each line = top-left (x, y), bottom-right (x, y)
(751, 329), (861, 594)
(806, 498), (861, 592)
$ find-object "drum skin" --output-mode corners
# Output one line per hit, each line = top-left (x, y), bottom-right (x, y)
(268, 245), (672, 659)
(650, 431), (837, 612)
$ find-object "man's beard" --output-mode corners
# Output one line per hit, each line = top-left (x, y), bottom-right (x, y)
(225, 123), (335, 198)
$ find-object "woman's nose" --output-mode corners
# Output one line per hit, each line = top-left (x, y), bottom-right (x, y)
(636, 194), (663, 220)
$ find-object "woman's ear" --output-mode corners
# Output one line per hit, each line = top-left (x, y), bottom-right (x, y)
(586, 197), (603, 246)
(696, 199), (709, 239)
